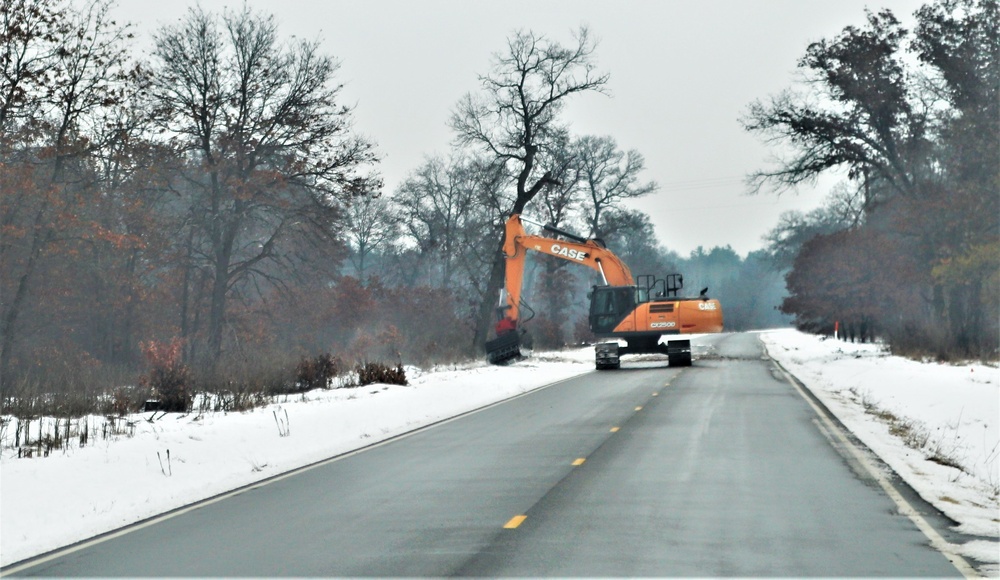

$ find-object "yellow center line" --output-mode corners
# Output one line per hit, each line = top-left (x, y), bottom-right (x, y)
(504, 515), (527, 529)
(610, 427), (620, 433)
(572, 458), (586, 466)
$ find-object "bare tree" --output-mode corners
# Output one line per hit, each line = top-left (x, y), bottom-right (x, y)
(344, 194), (399, 283)
(150, 5), (378, 365)
(527, 134), (585, 342)
(0, 0), (68, 136)
(450, 27), (609, 350)
(574, 135), (658, 239)
(1, 0), (137, 385)
(395, 155), (477, 288)
(394, 152), (511, 293)
(741, 9), (931, 208)
(533, 134), (582, 228)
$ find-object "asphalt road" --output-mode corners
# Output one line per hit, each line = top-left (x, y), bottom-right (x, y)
(11, 333), (963, 577)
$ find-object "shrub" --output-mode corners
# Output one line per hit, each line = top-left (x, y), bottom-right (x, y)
(139, 338), (192, 412)
(573, 316), (596, 345)
(531, 317), (565, 350)
(356, 362), (407, 386)
(296, 353), (345, 391)
(106, 386), (146, 417)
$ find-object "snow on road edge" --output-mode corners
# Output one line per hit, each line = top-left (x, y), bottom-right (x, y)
(760, 329), (999, 572)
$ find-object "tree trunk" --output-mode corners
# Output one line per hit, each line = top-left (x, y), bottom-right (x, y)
(473, 237), (507, 353)
(208, 269), (228, 365)
(180, 227), (196, 360)
(1, 206), (51, 388)
(208, 215), (237, 365)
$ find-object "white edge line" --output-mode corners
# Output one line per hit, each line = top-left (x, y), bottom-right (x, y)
(765, 345), (980, 579)
(0, 371), (586, 576)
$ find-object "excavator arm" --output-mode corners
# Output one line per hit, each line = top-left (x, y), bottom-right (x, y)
(499, 214), (632, 322)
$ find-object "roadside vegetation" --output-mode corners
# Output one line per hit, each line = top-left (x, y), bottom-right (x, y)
(744, 0), (998, 361)
(1, 347), (407, 459)
(851, 386), (971, 479)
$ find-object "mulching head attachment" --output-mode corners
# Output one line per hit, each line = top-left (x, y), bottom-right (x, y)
(485, 331), (522, 364)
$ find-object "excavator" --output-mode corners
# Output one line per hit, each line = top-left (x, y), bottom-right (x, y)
(485, 214), (723, 369)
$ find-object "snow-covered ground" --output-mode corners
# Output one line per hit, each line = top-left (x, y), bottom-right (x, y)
(1, 331), (997, 573)
(761, 329), (999, 573)
(0, 349), (595, 567)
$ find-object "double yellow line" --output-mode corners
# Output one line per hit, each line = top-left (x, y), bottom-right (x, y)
(502, 386), (667, 531)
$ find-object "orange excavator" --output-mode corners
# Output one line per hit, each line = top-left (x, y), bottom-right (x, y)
(485, 214), (723, 369)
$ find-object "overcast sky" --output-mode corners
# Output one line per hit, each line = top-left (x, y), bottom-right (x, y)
(113, 0), (928, 256)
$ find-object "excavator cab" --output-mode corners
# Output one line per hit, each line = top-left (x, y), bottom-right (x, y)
(589, 274), (684, 334)
(589, 286), (638, 334)
(637, 273), (683, 299)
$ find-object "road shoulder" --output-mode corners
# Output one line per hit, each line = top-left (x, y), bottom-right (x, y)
(759, 329), (999, 576)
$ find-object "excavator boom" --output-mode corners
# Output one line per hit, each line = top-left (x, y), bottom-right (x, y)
(499, 214), (632, 322)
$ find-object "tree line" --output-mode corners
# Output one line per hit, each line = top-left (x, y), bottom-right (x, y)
(3, 0), (991, 403)
(2, 0), (384, 394)
(744, 0), (998, 359)
(2, 1), (750, 397)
